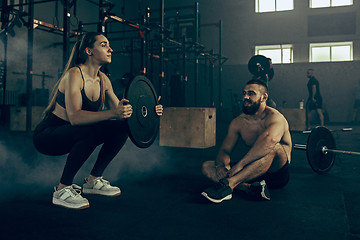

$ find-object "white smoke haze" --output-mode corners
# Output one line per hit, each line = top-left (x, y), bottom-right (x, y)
(80, 139), (176, 182)
(0, 135), (176, 201)
(4, 26), (63, 95)
(0, 139), (64, 194)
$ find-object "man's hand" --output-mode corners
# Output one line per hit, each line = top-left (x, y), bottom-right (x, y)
(115, 98), (133, 119)
(227, 164), (243, 177)
(216, 165), (229, 180)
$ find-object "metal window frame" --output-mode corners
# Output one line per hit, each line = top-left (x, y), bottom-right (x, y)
(255, 0), (294, 13)
(255, 44), (293, 64)
(309, 41), (353, 62)
(309, 0), (353, 8)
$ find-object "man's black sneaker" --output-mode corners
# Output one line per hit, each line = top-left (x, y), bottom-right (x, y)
(201, 178), (233, 203)
(249, 180), (271, 200)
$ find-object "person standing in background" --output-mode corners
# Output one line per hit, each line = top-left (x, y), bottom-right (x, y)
(352, 79), (360, 123)
(306, 69), (324, 129)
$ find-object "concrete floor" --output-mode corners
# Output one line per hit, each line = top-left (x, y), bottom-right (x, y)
(0, 123), (360, 240)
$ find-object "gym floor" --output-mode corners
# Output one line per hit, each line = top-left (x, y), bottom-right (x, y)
(1, 122), (360, 240)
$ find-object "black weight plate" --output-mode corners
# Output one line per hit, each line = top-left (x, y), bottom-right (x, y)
(306, 127), (336, 174)
(248, 55), (271, 78)
(268, 67), (274, 81)
(124, 75), (159, 148)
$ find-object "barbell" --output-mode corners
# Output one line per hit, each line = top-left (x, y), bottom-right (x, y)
(293, 126), (360, 174)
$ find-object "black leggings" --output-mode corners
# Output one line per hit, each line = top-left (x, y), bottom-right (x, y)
(33, 113), (128, 185)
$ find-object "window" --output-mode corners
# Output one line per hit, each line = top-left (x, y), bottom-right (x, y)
(310, 42), (353, 62)
(255, 0), (294, 13)
(255, 44), (293, 64)
(310, 0), (353, 8)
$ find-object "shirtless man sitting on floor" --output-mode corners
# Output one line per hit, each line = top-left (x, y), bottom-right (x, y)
(202, 79), (292, 203)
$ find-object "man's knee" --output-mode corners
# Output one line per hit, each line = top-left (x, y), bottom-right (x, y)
(266, 143), (290, 171)
(274, 143), (289, 161)
(260, 144), (282, 164)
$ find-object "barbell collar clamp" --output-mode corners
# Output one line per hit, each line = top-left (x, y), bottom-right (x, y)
(294, 144), (307, 150)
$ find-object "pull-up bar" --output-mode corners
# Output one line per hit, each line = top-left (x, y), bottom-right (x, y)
(33, 19), (81, 36)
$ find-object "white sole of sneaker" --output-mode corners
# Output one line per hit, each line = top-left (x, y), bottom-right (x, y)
(259, 181), (271, 201)
(82, 189), (121, 197)
(52, 198), (89, 210)
(201, 192), (232, 203)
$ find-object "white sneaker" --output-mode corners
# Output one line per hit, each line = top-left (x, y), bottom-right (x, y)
(83, 177), (121, 197)
(52, 184), (89, 209)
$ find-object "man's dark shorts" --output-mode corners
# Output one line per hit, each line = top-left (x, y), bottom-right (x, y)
(251, 161), (290, 189)
(230, 161), (290, 189)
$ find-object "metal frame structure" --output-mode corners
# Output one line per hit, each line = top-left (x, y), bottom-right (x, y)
(1, 0), (80, 132)
(101, 0), (227, 107)
(0, 0), (227, 131)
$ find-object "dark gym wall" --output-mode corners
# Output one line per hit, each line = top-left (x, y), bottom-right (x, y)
(136, 0), (360, 122)
(1, 0), (359, 123)
(194, 0), (360, 123)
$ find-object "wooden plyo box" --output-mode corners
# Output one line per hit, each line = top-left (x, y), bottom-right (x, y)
(278, 108), (306, 131)
(160, 107), (216, 148)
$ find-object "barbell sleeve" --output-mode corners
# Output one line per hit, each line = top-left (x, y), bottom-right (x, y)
(322, 147), (360, 156)
(294, 144), (307, 150)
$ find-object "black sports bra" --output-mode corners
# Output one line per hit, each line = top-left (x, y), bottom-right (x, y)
(56, 66), (102, 112)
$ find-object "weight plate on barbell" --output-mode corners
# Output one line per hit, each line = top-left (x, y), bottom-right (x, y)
(124, 75), (159, 148)
(248, 55), (273, 81)
(306, 127), (336, 174)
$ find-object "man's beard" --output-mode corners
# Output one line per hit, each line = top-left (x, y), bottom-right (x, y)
(242, 99), (261, 115)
